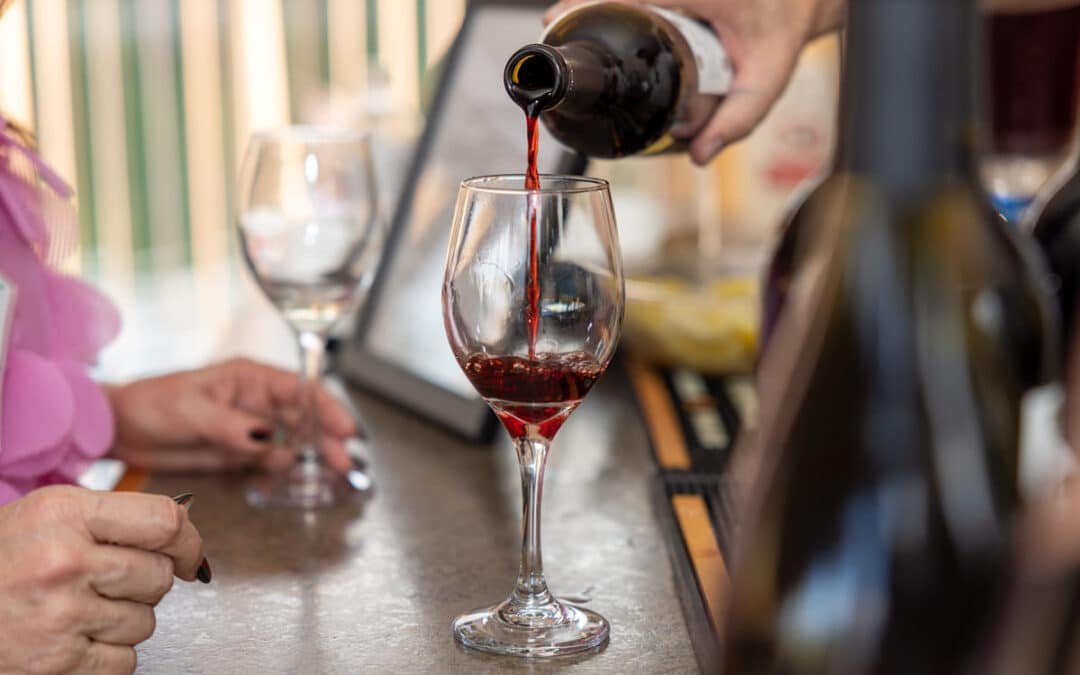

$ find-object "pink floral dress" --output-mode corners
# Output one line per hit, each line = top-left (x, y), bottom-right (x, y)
(0, 119), (119, 504)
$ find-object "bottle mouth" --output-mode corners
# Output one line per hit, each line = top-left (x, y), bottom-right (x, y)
(504, 44), (568, 114)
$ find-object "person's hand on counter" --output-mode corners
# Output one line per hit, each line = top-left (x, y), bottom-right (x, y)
(105, 358), (359, 475)
(0, 487), (205, 674)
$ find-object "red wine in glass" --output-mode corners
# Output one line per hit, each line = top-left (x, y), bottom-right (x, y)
(460, 352), (606, 440)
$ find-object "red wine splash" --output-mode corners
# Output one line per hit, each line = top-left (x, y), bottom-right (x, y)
(461, 351), (606, 439)
(524, 109), (542, 358)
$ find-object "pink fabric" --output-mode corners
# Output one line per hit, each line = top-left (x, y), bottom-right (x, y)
(0, 120), (120, 505)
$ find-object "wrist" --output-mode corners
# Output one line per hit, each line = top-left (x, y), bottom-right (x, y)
(99, 382), (126, 458)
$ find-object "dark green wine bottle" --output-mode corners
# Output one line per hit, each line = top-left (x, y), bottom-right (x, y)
(723, 0), (1058, 672)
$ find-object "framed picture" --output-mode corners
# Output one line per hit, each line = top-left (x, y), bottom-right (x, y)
(338, 0), (585, 441)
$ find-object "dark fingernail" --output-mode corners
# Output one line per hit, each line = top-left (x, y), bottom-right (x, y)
(351, 454), (368, 472)
(172, 493), (195, 510)
(249, 429), (272, 442)
(197, 557), (212, 584)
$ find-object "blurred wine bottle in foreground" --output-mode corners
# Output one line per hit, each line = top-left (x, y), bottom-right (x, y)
(724, 0), (1058, 672)
(503, 1), (732, 158)
(762, 15), (1064, 368)
(763, 6), (1080, 354)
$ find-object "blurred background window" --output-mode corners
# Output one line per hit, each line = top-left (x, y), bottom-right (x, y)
(0, 0), (466, 378)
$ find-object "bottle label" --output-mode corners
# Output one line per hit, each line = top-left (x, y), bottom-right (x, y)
(1019, 382), (1076, 500)
(650, 6), (734, 96)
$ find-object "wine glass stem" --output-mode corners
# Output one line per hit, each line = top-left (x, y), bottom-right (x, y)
(512, 436), (553, 606)
(297, 331), (326, 466)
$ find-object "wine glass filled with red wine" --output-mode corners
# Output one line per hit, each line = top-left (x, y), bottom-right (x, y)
(443, 174), (624, 657)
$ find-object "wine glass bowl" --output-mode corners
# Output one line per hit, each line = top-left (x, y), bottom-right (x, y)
(237, 126), (381, 508)
(444, 175), (622, 360)
(443, 174), (624, 657)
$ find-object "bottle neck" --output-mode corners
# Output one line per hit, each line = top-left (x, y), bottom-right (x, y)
(837, 0), (982, 198)
(505, 43), (608, 117)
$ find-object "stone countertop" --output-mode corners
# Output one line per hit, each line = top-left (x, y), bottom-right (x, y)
(136, 370), (698, 674)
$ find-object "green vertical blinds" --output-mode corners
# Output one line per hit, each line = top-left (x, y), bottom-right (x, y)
(14, 0), (465, 280)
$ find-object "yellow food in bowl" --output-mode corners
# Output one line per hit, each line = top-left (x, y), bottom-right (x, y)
(623, 275), (760, 374)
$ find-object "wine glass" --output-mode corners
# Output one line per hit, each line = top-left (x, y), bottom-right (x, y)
(443, 175), (624, 657)
(237, 126), (382, 508)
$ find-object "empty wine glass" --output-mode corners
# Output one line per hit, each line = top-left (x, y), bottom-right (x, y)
(237, 126), (382, 508)
(443, 175), (624, 657)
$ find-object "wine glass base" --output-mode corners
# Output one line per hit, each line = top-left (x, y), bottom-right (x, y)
(453, 599), (609, 658)
(245, 461), (369, 509)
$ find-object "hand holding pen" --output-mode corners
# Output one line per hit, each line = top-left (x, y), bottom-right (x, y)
(0, 487), (208, 674)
